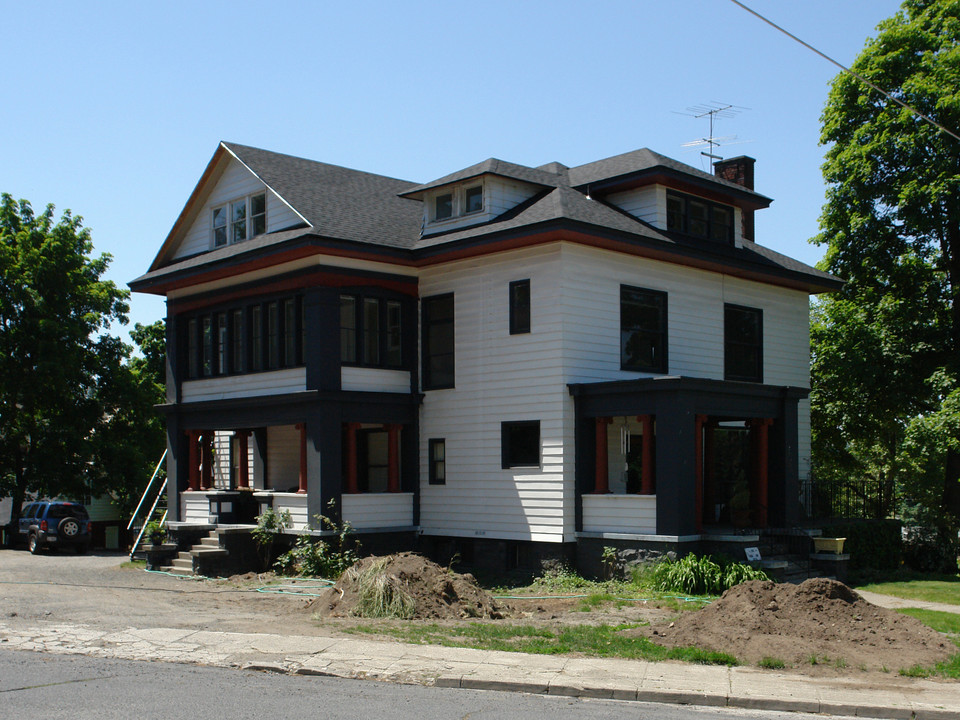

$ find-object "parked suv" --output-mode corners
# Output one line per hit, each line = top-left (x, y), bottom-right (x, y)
(17, 501), (91, 554)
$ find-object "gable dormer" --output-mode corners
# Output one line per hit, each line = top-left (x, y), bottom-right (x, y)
(400, 159), (559, 236)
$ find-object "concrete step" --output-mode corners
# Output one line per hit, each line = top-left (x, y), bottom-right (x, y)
(161, 565), (195, 577)
(170, 557), (194, 571)
(199, 537), (221, 548)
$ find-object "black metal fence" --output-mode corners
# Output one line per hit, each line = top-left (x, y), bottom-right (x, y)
(802, 475), (896, 520)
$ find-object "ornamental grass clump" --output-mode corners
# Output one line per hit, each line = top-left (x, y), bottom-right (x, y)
(644, 553), (770, 596)
(348, 558), (416, 619)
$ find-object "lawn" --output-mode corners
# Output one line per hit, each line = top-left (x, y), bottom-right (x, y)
(856, 578), (960, 606)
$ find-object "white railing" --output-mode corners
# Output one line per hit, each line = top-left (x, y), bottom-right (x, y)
(128, 450), (168, 558)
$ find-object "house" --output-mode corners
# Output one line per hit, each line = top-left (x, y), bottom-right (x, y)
(130, 142), (840, 574)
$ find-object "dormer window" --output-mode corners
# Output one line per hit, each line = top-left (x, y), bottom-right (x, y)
(213, 192), (266, 248)
(429, 183), (483, 224)
(666, 191), (733, 244)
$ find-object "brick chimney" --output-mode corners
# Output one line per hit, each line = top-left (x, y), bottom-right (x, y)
(713, 156), (756, 242)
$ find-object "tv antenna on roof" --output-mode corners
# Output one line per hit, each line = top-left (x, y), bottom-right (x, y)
(674, 102), (750, 163)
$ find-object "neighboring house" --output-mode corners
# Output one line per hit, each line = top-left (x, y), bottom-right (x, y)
(130, 142), (840, 572)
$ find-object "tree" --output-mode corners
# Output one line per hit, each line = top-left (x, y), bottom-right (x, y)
(812, 0), (960, 534)
(0, 194), (129, 530)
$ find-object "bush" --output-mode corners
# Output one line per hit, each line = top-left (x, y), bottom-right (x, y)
(823, 519), (902, 571)
(273, 501), (360, 578)
(902, 524), (960, 574)
(642, 553), (770, 596)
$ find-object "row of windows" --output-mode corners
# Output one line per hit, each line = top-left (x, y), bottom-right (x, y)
(666, 191), (734, 244)
(340, 294), (404, 368)
(213, 192), (266, 248)
(431, 183), (483, 223)
(185, 296), (303, 379)
(428, 420), (541, 485)
(620, 284), (763, 382)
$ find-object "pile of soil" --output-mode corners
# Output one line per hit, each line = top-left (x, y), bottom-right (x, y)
(311, 552), (506, 620)
(636, 578), (954, 672)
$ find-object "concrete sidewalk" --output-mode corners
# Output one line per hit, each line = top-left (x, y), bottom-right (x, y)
(1, 618), (957, 719)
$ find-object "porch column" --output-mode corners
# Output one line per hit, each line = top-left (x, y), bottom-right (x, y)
(186, 430), (200, 491)
(296, 422), (308, 494)
(752, 418), (772, 527)
(345, 422), (361, 494)
(200, 432), (213, 490)
(695, 415), (706, 533)
(387, 423), (401, 493)
(236, 431), (250, 489)
(593, 417), (612, 494)
(638, 414), (654, 495)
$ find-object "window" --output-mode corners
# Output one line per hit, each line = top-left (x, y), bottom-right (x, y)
(422, 293), (454, 390)
(666, 191), (734, 244)
(429, 439), (446, 485)
(250, 305), (263, 371)
(509, 279), (530, 335)
(725, 304), (763, 382)
(501, 421), (540, 469)
(340, 294), (404, 369)
(621, 286), (667, 373)
(201, 317), (213, 377)
(211, 192), (266, 248)
(187, 318), (199, 378)
(267, 302), (280, 369)
(429, 183), (483, 223)
(216, 312), (228, 374)
(284, 299), (298, 367)
(231, 309), (245, 373)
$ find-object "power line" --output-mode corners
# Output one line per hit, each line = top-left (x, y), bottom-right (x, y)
(727, 0), (960, 143)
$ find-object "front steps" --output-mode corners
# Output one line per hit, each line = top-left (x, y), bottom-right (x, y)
(162, 530), (228, 576)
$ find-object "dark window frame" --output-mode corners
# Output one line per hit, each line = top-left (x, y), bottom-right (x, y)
(501, 420), (541, 469)
(620, 285), (668, 373)
(666, 191), (734, 244)
(509, 279), (531, 335)
(428, 438), (446, 485)
(339, 293), (405, 370)
(724, 304), (763, 383)
(422, 293), (455, 390)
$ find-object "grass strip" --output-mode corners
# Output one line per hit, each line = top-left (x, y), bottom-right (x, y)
(896, 608), (960, 635)
(348, 621), (738, 666)
(856, 579), (960, 606)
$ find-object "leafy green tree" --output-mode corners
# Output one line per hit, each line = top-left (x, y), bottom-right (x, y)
(0, 195), (129, 530)
(812, 0), (960, 526)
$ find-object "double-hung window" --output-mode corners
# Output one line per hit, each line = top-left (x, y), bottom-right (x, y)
(428, 439), (446, 485)
(429, 183), (483, 223)
(620, 286), (667, 373)
(501, 421), (540, 469)
(509, 279), (531, 335)
(212, 192), (266, 248)
(724, 304), (762, 382)
(422, 294), (454, 390)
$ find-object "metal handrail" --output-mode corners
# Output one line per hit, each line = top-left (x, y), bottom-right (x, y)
(130, 484), (167, 559)
(127, 449), (167, 531)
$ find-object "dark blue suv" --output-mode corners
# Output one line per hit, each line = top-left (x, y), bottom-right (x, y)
(17, 501), (91, 554)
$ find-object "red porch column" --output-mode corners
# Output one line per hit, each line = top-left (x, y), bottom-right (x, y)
(754, 418), (772, 527)
(236, 431), (250, 489)
(345, 422), (361, 494)
(694, 415), (706, 532)
(186, 430), (200, 491)
(200, 432), (213, 490)
(296, 422), (308, 494)
(637, 415), (654, 495)
(593, 417), (612, 494)
(387, 424), (401, 493)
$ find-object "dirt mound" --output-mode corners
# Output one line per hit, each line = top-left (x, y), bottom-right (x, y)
(637, 578), (954, 672)
(311, 552), (505, 620)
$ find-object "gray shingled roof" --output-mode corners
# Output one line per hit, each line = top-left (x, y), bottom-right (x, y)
(225, 142), (422, 249)
(399, 158), (561, 198)
(133, 142), (837, 292)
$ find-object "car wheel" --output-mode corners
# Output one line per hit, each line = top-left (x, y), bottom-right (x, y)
(28, 534), (41, 555)
(59, 518), (81, 538)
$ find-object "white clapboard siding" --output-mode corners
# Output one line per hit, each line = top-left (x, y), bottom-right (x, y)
(606, 186), (664, 227)
(181, 492), (213, 523)
(342, 493), (414, 530)
(267, 425), (300, 492)
(272, 493), (309, 531)
(582, 494), (657, 534)
(174, 156), (302, 260)
(211, 431), (232, 489)
(420, 177), (542, 240)
(181, 368), (306, 403)
(340, 367), (411, 393)
(85, 495), (120, 523)
(418, 245), (573, 543)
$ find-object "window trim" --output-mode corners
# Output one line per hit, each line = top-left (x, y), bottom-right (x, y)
(421, 293), (455, 390)
(666, 191), (734, 244)
(501, 420), (541, 469)
(428, 438), (446, 485)
(724, 303), (763, 383)
(620, 285), (668, 374)
(428, 182), (484, 224)
(211, 191), (267, 248)
(509, 279), (531, 335)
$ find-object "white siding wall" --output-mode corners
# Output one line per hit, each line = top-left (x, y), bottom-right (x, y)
(181, 368), (306, 403)
(341, 367), (411, 393)
(419, 245), (571, 543)
(582, 495), (656, 534)
(342, 493), (414, 529)
(212, 431), (232, 489)
(173, 157), (301, 260)
(606, 186), (663, 227)
(271, 493), (309, 531)
(266, 425), (300, 492)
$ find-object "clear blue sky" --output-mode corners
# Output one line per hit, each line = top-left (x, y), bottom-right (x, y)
(0, 0), (903, 341)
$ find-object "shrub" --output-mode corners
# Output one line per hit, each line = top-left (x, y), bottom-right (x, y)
(824, 519), (902, 571)
(274, 501), (360, 578)
(902, 524), (960, 574)
(643, 553), (770, 595)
